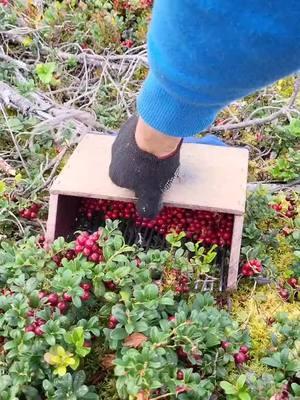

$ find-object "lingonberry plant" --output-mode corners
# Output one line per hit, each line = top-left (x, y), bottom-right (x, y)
(0, 219), (253, 399)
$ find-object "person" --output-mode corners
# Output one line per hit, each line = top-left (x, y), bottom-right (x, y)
(109, 0), (300, 219)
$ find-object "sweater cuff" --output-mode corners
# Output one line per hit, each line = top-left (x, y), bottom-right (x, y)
(137, 72), (219, 137)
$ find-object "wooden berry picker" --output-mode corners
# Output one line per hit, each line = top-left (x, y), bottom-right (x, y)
(46, 134), (248, 290)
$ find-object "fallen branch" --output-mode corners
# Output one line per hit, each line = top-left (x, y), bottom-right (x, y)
(0, 157), (16, 176)
(203, 76), (300, 134)
(0, 81), (103, 138)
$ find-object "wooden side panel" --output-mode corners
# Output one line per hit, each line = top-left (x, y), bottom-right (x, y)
(227, 215), (244, 290)
(46, 194), (59, 243)
(51, 134), (249, 215)
(46, 195), (80, 242)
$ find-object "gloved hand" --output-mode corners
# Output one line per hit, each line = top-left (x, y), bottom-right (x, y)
(109, 115), (181, 219)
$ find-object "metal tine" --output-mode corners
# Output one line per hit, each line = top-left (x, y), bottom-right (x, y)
(145, 228), (155, 250)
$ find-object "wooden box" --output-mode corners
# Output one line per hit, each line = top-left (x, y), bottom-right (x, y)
(46, 134), (248, 290)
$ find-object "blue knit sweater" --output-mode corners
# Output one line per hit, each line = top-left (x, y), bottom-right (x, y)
(137, 0), (300, 137)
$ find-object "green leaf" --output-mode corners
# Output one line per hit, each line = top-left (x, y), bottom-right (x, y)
(0, 375), (11, 391)
(113, 236), (123, 251)
(144, 284), (159, 299)
(73, 296), (82, 308)
(220, 381), (237, 395)
(236, 374), (246, 389)
(185, 242), (195, 252)
(239, 392), (251, 400)
(73, 371), (85, 390)
(113, 255), (129, 263)
(261, 356), (282, 369)
(35, 62), (57, 84)
(76, 385), (89, 397)
(45, 334), (56, 346)
(291, 383), (300, 396)
(206, 333), (220, 347)
(0, 181), (6, 194)
(110, 328), (127, 340)
(286, 360), (300, 372)
(135, 320), (148, 332)
(280, 348), (289, 364)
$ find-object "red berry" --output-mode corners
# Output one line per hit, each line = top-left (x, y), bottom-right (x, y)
(221, 341), (231, 350)
(75, 245), (84, 254)
(65, 250), (75, 260)
(89, 252), (99, 263)
(240, 345), (249, 354)
(135, 258), (142, 267)
(25, 325), (35, 333)
(122, 39), (134, 48)
(52, 255), (62, 266)
(63, 293), (72, 302)
(27, 310), (35, 317)
(234, 352), (247, 364)
(287, 277), (298, 288)
(38, 291), (47, 299)
(168, 315), (176, 322)
(84, 340), (92, 348)
(83, 247), (91, 257)
(85, 239), (95, 249)
(279, 288), (289, 301)
(91, 232), (100, 241)
(57, 301), (69, 313)
(77, 235), (87, 246)
(105, 281), (117, 291)
(81, 282), (92, 291)
(177, 370), (184, 380)
(176, 347), (187, 360)
(34, 326), (44, 336)
(81, 291), (91, 301)
(0, 0), (9, 7)
(30, 212), (37, 219)
(108, 315), (118, 329)
(35, 318), (46, 326)
(47, 293), (59, 306)
(23, 209), (31, 219)
(286, 211), (294, 218)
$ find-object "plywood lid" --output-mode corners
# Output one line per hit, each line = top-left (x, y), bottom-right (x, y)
(51, 134), (249, 214)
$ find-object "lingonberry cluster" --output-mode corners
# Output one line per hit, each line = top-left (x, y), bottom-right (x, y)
(52, 249), (76, 267)
(164, 269), (190, 294)
(79, 198), (234, 247)
(234, 345), (250, 364)
(271, 193), (298, 219)
(75, 230), (103, 263)
(176, 346), (202, 369)
(241, 259), (262, 277)
(19, 203), (41, 220)
(104, 280), (118, 291)
(35, 282), (92, 319)
(38, 291), (70, 314)
(221, 341), (250, 364)
(25, 313), (46, 336)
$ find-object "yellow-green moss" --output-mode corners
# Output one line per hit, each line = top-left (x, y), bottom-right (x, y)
(231, 284), (300, 361)
(269, 236), (296, 277)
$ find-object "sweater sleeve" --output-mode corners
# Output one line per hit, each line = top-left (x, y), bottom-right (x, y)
(137, 0), (300, 137)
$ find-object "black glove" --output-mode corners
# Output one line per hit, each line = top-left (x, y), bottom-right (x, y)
(109, 115), (181, 219)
